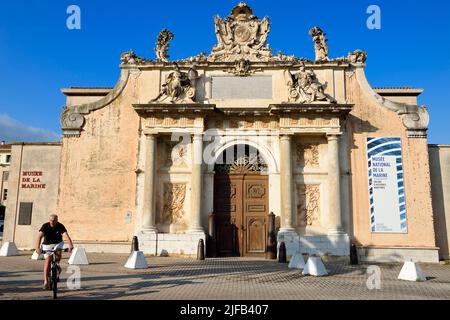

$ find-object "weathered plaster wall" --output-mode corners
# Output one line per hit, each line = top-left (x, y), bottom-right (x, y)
(3, 144), (61, 249)
(347, 70), (436, 249)
(57, 72), (141, 243)
(429, 145), (450, 260)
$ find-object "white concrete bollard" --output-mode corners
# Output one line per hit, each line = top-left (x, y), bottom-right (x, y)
(289, 253), (306, 269)
(31, 250), (45, 260)
(68, 247), (89, 265)
(125, 251), (148, 269)
(398, 261), (427, 282)
(0, 242), (19, 257)
(303, 256), (328, 276)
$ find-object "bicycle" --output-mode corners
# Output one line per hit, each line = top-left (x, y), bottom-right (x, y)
(41, 247), (69, 300)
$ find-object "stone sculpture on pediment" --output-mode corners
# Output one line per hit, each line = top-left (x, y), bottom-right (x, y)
(155, 28), (174, 62)
(150, 63), (198, 103)
(284, 62), (336, 103)
(208, 2), (273, 62)
(348, 49), (368, 64)
(309, 26), (329, 62)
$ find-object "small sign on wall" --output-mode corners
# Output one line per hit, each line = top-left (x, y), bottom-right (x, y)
(367, 137), (408, 233)
(21, 171), (46, 189)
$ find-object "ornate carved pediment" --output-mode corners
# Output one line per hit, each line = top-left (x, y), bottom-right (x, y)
(208, 2), (273, 62)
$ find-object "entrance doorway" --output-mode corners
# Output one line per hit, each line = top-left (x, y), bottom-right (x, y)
(213, 145), (268, 257)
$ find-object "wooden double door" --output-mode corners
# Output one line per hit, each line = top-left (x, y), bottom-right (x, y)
(214, 174), (268, 257)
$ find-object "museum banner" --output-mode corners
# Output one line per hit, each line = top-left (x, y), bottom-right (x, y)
(367, 137), (408, 233)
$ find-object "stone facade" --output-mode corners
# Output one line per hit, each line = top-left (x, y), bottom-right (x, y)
(429, 145), (450, 260)
(6, 3), (435, 261)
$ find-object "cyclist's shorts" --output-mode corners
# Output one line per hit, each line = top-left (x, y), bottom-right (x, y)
(42, 242), (65, 258)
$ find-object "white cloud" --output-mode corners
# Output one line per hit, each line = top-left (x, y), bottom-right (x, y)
(0, 114), (61, 143)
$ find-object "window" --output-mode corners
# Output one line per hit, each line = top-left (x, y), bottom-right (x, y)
(5, 155), (11, 163)
(3, 172), (8, 182)
(18, 202), (33, 225)
(2, 189), (7, 201)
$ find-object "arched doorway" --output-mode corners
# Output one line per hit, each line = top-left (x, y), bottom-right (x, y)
(213, 145), (269, 257)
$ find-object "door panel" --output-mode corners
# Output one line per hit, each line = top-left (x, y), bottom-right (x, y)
(214, 174), (268, 257)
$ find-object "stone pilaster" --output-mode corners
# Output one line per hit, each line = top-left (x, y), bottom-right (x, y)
(279, 134), (295, 231)
(189, 134), (205, 233)
(327, 134), (344, 234)
(142, 134), (157, 233)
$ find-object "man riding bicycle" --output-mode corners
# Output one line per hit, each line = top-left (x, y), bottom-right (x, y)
(36, 214), (74, 290)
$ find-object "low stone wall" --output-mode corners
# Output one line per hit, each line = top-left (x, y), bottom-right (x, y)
(139, 232), (206, 257)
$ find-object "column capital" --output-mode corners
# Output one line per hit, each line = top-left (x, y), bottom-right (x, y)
(326, 133), (342, 141)
(279, 134), (293, 141)
(144, 133), (157, 140)
(192, 133), (204, 140)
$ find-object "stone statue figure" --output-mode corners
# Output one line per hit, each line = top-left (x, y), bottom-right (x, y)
(309, 26), (329, 62)
(155, 29), (174, 62)
(151, 63), (198, 103)
(348, 49), (368, 64)
(284, 62), (336, 103)
(209, 2), (273, 62)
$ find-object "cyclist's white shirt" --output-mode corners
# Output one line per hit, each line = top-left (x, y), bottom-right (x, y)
(42, 242), (65, 258)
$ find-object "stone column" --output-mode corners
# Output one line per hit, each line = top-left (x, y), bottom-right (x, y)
(327, 134), (344, 234)
(142, 134), (157, 233)
(189, 134), (205, 233)
(279, 135), (295, 231)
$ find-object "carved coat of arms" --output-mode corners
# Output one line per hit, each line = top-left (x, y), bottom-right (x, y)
(209, 2), (273, 62)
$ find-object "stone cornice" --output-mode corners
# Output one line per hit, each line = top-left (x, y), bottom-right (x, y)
(129, 60), (352, 71)
(133, 103), (217, 116)
(269, 103), (353, 115)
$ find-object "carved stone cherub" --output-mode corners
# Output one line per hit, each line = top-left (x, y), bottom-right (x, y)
(284, 62), (336, 103)
(151, 63), (198, 103)
(155, 29), (174, 62)
(309, 26), (329, 62)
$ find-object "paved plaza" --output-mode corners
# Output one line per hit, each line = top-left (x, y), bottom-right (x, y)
(0, 252), (450, 300)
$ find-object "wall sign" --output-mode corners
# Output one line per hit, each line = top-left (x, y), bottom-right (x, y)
(21, 171), (46, 189)
(367, 137), (408, 233)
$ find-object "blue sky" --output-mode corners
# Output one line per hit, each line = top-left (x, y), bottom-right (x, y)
(0, 0), (449, 144)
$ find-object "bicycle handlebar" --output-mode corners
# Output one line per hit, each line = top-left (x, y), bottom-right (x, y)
(41, 248), (70, 254)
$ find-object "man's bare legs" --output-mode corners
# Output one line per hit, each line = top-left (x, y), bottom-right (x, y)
(43, 256), (51, 286)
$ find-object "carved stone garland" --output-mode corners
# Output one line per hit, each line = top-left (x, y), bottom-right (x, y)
(162, 183), (186, 225)
(296, 143), (320, 167)
(297, 184), (320, 227)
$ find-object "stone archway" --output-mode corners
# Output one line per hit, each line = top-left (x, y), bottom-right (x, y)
(213, 145), (269, 257)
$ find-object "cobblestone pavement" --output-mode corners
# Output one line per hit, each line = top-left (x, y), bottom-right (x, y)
(0, 252), (449, 300)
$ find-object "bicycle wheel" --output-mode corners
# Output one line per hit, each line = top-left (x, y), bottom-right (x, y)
(51, 265), (58, 299)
